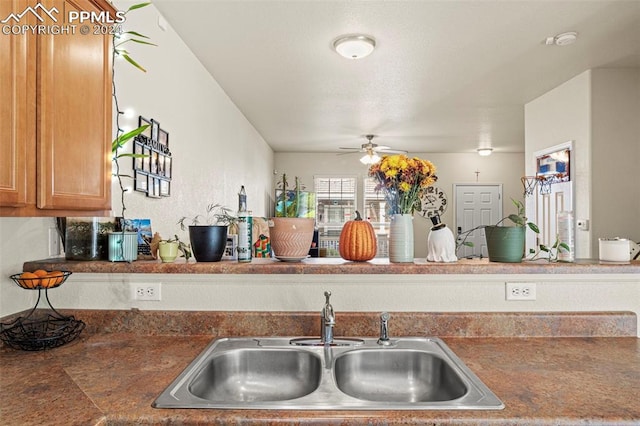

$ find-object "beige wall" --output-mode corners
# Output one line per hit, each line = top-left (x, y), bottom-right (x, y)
(0, 2), (274, 318)
(111, 1), (274, 229)
(524, 70), (592, 258)
(275, 151), (525, 258)
(0, 219), (51, 315)
(525, 68), (640, 259)
(591, 69), (640, 249)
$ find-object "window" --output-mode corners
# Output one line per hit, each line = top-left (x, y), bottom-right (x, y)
(363, 177), (389, 225)
(363, 177), (389, 257)
(314, 176), (356, 256)
(313, 176), (388, 258)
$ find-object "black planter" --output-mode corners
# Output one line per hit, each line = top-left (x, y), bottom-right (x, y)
(189, 226), (228, 262)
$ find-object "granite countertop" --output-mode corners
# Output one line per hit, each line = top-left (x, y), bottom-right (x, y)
(1, 311), (639, 425)
(23, 257), (640, 275)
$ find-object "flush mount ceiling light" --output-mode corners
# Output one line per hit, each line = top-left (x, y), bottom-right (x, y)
(545, 31), (578, 46)
(333, 35), (376, 59)
(360, 152), (381, 165)
(477, 148), (493, 157)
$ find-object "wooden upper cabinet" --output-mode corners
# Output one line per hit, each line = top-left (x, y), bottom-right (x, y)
(0, 0), (114, 216)
(0, 0), (35, 209)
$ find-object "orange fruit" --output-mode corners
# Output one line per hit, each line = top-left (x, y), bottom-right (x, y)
(43, 271), (65, 287)
(40, 276), (53, 288)
(18, 272), (40, 289)
(33, 269), (49, 278)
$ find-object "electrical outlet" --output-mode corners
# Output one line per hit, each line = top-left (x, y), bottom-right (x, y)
(505, 282), (536, 301)
(131, 283), (161, 301)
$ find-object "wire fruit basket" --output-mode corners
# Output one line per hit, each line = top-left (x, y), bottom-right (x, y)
(1, 271), (85, 351)
(9, 270), (71, 290)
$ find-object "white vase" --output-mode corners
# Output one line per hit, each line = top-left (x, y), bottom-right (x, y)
(389, 214), (414, 263)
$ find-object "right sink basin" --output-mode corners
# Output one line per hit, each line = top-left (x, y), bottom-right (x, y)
(334, 348), (468, 403)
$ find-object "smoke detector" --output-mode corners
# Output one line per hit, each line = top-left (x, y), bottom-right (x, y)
(545, 31), (578, 46)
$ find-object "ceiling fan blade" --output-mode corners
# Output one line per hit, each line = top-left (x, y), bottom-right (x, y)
(337, 135), (406, 157)
(377, 148), (408, 154)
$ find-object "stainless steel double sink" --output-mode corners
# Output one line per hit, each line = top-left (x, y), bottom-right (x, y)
(153, 337), (504, 410)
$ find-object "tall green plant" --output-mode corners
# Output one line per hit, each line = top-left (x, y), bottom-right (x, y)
(111, 2), (156, 220)
(113, 2), (156, 73)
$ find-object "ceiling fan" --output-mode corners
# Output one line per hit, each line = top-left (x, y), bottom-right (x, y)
(339, 135), (408, 164)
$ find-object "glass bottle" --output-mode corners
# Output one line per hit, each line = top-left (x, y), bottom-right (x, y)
(557, 211), (575, 262)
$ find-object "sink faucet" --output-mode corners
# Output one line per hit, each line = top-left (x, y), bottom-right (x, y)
(377, 312), (393, 346)
(320, 291), (335, 344)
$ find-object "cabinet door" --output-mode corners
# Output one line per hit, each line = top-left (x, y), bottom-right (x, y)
(0, 0), (35, 208)
(37, 0), (113, 211)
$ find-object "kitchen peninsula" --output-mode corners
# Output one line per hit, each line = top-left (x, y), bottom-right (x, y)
(22, 257), (640, 275)
(2, 258), (639, 424)
(19, 258), (640, 335)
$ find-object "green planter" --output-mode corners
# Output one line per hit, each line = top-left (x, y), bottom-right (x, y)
(485, 226), (525, 263)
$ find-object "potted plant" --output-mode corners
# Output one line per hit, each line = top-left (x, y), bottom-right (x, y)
(483, 199), (538, 263)
(179, 204), (236, 262)
(270, 174), (316, 260)
(157, 235), (191, 263)
(457, 198), (570, 263)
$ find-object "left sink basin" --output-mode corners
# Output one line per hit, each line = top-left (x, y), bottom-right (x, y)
(189, 347), (322, 402)
(153, 338), (322, 408)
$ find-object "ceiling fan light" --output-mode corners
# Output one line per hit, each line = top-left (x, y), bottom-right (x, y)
(360, 153), (381, 165)
(333, 35), (376, 59)
(477, 148), (493, 157)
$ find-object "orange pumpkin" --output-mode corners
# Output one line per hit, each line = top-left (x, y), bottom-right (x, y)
(339, 211), (377, 261)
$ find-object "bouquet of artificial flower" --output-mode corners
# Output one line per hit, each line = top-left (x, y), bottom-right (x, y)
(369, 154), (437, 215)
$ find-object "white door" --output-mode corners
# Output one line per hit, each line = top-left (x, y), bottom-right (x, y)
(531, 142), (573, 257)
(534, 182), (572, 251)
(454, 184), (503, 258)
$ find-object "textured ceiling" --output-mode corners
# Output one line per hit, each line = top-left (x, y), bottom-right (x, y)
(154, 0), (640, 154)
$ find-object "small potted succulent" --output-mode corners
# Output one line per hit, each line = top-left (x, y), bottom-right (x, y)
(178, 204), (236, 262)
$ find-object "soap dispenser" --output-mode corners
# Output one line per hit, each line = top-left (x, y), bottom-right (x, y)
(426, 214), (458, 262)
